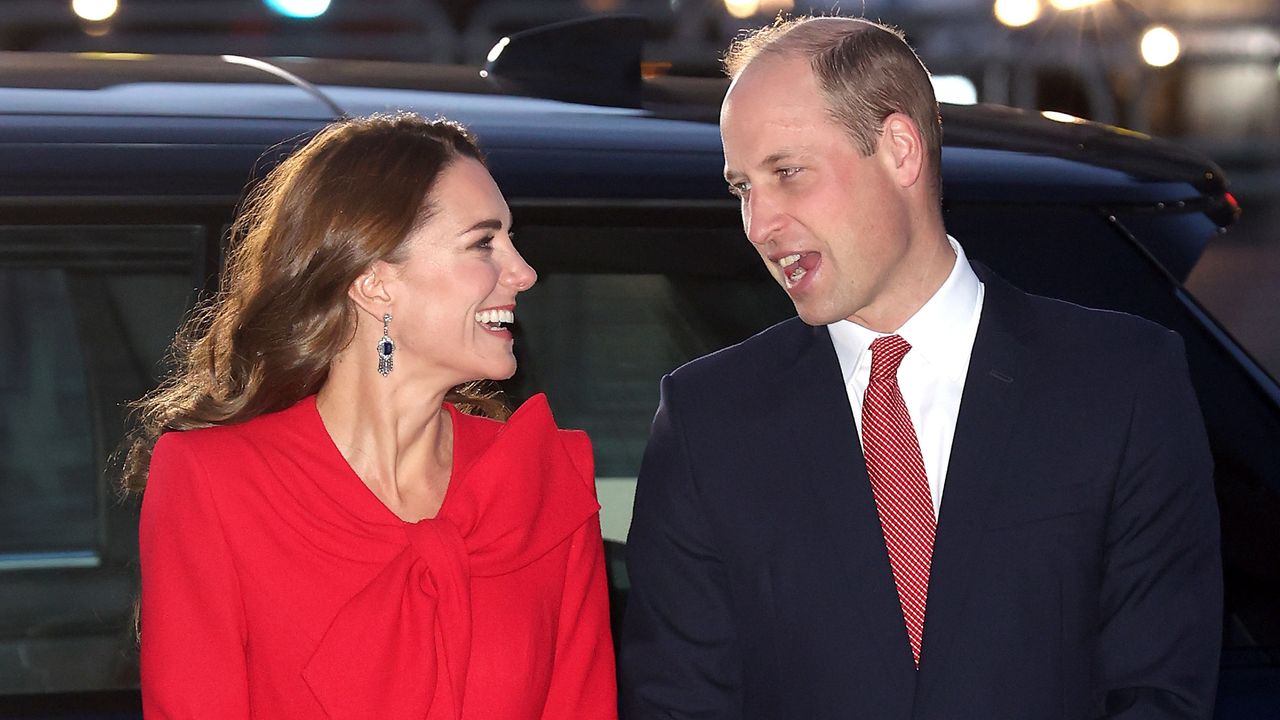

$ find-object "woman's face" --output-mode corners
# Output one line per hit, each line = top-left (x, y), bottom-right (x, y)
(381, 157), (536, 385)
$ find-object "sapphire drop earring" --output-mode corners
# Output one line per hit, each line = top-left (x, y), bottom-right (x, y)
(377, 313), (394, 376)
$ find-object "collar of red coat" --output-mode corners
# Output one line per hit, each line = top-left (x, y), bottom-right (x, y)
(299, 392), (601, 719)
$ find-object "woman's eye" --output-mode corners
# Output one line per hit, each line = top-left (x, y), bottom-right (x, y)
(728, 181), (750, 198)
(474, 236), (494, 250)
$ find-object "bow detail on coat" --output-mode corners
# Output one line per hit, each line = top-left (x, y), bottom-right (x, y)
(301, 395), (599, 719)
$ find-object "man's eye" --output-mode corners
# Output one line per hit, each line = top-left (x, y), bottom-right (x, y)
(777, 167), (801, 178)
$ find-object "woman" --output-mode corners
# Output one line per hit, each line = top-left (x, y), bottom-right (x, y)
(122, 113), (617, 719)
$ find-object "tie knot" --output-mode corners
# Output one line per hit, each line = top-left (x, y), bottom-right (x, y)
(869, 335), (911, 382)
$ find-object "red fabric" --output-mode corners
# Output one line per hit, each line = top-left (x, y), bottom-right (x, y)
(140, 393), (617, 719)
(861, 335), (936, 667)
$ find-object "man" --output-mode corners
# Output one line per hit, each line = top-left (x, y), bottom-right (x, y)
(620, 15), (1221, 719)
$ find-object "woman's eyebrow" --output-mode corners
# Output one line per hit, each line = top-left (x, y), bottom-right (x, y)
(460, 218), (504, 235)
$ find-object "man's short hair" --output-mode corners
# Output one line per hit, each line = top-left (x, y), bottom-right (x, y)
(724, 16), (942, 191)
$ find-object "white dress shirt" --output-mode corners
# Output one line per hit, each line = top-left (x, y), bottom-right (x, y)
(827, 236), (984, 517)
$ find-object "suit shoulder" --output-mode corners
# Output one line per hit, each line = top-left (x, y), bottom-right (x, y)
(1022, 291), (1178, 349)
(667, 316), (808, 390)
(1009, 292), (1186, 387)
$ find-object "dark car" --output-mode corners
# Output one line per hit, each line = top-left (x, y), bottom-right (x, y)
(0, 17), (1277, 718)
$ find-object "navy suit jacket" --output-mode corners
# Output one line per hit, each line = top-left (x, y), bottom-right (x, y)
(621, 266), (1222, 719)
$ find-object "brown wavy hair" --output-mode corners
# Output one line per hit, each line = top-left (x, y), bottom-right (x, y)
(120, 112), (509, 495)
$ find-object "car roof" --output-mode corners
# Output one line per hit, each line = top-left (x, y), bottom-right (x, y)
(0, 51), (1233, 214)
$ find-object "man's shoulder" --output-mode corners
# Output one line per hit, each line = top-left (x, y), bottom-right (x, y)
(981, 265), (1178, 357)
(668, 315), (811, 389)
(1028, 291), (1168, 337)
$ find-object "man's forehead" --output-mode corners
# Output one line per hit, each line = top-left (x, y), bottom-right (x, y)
(722, 56), (822, 119)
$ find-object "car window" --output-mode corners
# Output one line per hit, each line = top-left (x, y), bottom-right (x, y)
(1, 266), (98, 558)
(0, 225), (204, 695)
(504, 211), (795, 540)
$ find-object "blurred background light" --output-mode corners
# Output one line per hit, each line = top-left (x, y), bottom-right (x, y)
(932, 75), (978, 105)
(994, 0), (1040, 28)
(264, 0), (331, 19)
(71, 0), (118, 22)
(486, 37), (510, 63)
(723, 0), (791, 19)
(1141, 25), (1181, 67)
(1041, 110), (1085, 123)
(1048, 0), (1103, 11)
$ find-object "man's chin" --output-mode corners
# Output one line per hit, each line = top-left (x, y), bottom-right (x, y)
(795, 306), (843, 327)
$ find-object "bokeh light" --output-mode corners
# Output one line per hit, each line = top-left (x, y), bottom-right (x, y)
(264, 0), (332, 19)
(1048, 0), (1103, 10)
(1041, 110), (1085, 124)
(994, 0), (1040, 28)
(486, 37), (510, 64)
(724, 0), (760, 19)
(1140, 25), (1181, 67)
(71, 0), (118, 22)
(932, 75), (978, 105)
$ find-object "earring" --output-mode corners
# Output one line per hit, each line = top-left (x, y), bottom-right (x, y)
(377, 313), (394, 377)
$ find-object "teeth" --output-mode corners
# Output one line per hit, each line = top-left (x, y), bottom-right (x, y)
(475, 309), (515, 325)
(787, 266), (807, 283)
(779, 253), (801, 268)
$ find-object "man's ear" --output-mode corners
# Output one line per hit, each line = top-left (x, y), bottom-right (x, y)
(348, 260), (394, 322)
(880, 112), (925, 189)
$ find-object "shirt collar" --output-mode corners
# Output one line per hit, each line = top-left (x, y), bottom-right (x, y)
(828, 236), (982, 384)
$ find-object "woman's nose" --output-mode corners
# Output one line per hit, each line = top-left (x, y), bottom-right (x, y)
(506, 250), (537, 292)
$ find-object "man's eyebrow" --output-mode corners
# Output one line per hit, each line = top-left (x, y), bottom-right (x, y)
(724, 150), (806, 182)
(760, 150), (803, 167)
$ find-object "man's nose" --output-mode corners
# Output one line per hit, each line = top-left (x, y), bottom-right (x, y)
(744, 190), (784, 246)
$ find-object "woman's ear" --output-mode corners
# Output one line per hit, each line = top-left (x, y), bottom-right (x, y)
(347, 260), (394, 321)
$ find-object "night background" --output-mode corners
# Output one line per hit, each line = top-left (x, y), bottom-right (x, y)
(5, 0), (1274, 379)
(2, 0), (1277, 375)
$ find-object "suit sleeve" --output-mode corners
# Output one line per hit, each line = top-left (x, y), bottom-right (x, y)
(540, 512), (619, 720)
(621, 374), (742, 719)
(1098, 330), (1222, 719)
(139, 433), (251, 719)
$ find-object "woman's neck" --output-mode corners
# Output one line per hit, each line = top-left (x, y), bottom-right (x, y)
(315, 355), (455, 521)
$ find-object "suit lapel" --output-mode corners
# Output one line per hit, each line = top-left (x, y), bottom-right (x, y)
(915, 266), (1035, 706)
(780, 323), (921, 688)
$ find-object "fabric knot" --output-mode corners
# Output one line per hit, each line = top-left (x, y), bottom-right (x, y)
(301, 394), (600, 719)
(869, 335), (912, 382)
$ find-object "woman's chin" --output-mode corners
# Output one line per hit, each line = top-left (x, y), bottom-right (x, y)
(477, 358), (517, 383)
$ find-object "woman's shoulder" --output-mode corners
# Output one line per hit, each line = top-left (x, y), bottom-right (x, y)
(451, 393), (595, 489)
(454, 392), (590, 446)
(151, 396), (322, 474)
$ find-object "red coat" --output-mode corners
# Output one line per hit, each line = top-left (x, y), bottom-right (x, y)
(140, 394), (616, 719)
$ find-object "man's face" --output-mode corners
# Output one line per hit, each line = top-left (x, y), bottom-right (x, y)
(721, 56), (914, 328)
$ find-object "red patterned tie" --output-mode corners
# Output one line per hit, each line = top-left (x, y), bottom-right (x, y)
(862, 335), (936, 667)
